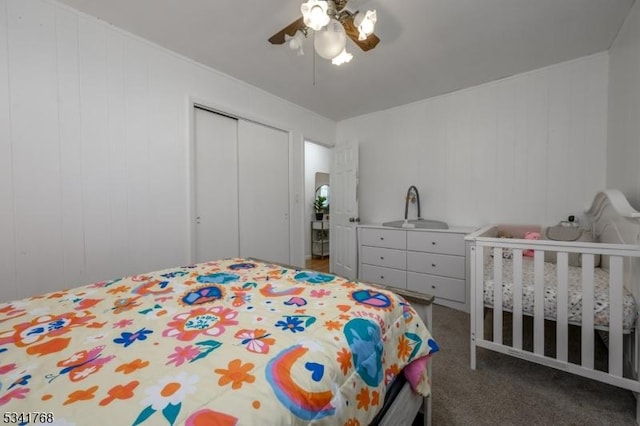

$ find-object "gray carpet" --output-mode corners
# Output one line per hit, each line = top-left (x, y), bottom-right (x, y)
(428, 304), (636, 425)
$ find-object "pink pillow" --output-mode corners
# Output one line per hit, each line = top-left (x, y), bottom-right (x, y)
(523, 231), (540, 256)
(403, 355), (432, 390)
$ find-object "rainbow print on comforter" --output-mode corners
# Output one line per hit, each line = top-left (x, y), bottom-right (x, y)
(0, 258), (438, 425)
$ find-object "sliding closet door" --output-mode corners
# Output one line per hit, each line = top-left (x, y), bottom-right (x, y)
(193, 107), (239, 262)
(238, 120), (290, 264)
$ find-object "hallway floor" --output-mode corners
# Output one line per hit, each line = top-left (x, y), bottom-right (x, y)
(305, 257), (330, 273)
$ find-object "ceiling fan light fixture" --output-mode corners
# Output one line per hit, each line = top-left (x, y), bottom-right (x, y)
(314, 19), (347, 60)
(331, 48), (353, 66)
(354, 9), (377, 41)
(269, 1), (381, 66)
(301, 0), (330, 31)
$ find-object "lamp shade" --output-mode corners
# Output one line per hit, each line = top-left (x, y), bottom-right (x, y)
(354, 9), (377, 40)
(314, 19), (347, 60)
(331, 48), (352, 66)
(301, 0), (330, 31)
(287, 31), (305, 56)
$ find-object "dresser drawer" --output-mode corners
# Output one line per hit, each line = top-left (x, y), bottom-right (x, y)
(361, 228), (406, 250)
(407, 272), (465, 302)
(407, 251), (465, 279)
(360, 264), (407, 290)
(407, 231), (464, 256)
(361, 246), (406, 269)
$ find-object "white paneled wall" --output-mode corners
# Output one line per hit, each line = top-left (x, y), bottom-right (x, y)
(0, 2), (16, 302)
(608, 0), (640, 208)
(0, 0), (336, 302)
(9, 0), (65, 300)
(337, 53), (609, 228)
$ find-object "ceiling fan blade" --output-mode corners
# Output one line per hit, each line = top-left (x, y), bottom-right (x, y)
(268, 17), (306, 45)
(342, 15), (380, 51)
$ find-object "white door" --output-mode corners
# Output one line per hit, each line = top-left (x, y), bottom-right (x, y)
(238, 120), (290, 264)
(330, 140), (359, 279)
(193, 107), (239, 262)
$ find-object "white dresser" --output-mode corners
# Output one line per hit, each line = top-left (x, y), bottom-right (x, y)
(358, 225), (474, 312)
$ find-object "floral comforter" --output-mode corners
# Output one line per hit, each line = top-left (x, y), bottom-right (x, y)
(0, 258), (438, 425)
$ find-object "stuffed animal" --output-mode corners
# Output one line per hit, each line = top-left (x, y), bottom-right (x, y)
(497, 230), (513, 239)
(523, 231), (541, 256)
(494, 229), (514, 258)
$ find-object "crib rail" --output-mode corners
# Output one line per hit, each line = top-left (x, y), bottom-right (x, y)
(469, 237), (640, 393)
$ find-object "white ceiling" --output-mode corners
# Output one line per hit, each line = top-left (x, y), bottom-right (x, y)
(55, 0), (635, 121)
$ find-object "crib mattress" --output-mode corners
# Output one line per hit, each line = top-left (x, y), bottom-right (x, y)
(483, 257), (637, 332)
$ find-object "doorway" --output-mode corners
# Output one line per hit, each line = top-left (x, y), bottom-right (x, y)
(304, 141), (331, 273)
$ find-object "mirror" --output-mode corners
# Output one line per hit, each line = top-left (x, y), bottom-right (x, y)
(314, 172), (329, 211)
(315, 184), (329, 208)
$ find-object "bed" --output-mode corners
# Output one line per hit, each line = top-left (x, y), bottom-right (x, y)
(466, 190), (640, 421)
(0, 258), (437, 426)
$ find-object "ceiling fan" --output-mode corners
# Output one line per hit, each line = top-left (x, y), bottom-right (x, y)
(268, 0), (380, 65)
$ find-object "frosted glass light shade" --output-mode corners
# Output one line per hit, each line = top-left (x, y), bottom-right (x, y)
(331, 48), (352, 66)
(301, 0), (330, 31)
(314, 19), (347, 60)
(354, 9), (377, 40)
(287, 31), (305, 56)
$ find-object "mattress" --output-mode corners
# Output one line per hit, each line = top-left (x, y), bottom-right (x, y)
(483, 257), (637, 332)
(0, 258), (438, 425)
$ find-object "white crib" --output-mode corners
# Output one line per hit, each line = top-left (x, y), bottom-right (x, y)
(466, 190), (640, 420)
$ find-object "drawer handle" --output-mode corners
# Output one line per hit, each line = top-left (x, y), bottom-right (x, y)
(431, 241), (436, 245)
(380, 256), (384, 260)
(380, 237), (385, 241)
(432, 285), (436, 289)
(380, 276), (385, 279)
(431, 263), (436, 267)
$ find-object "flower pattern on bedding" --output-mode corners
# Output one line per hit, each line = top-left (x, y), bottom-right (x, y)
(483, 257), (637, 332)
(0, 258), (437, 426)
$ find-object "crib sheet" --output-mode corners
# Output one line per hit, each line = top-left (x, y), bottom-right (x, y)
(483, 257), (637, 332)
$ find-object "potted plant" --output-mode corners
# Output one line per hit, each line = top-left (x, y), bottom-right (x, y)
(314, 195), (327, 220)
